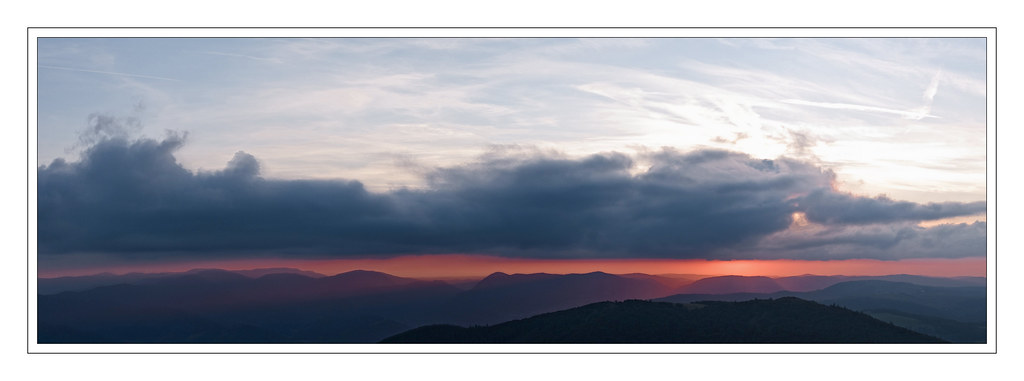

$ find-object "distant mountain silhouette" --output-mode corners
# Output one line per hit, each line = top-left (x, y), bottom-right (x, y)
(381, 298), (947, 343)
(471, 272), (560, 289)
(771, 274), (985, 292)
(656, 279), (986, 343)
(221, 267), (326, 279)
(679, 275), (784, 294)
(436, 271), (678, 325)
(801, 280), (986, 324)
(37, 269), (698, 342)
(618, 273), (696, 289)
(669, 274), (986, 294)
(37, 271), (179, 295)
(37, 267), (326, 294)
(867, 275), (986, 287)
(37, 269), (984, 343)
(315, 270), (420, 294)
(37, 269), (458, 343)
(772, 275), (855, 292)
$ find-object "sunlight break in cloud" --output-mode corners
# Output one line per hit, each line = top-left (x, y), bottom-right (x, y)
(35, 36), (988, 272)
(37, 134), (986, 262)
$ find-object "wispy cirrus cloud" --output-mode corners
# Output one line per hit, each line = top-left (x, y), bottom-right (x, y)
(37, 37), (987, 204)
(780, 99), (939, 120)
(39, 64), (180, 82)
(199, 51), (283, 63)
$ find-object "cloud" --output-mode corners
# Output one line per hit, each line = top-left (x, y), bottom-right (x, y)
(923, 71), (942, 102)
(752, 220), (986, 260)
(199, 51), (282, 63)
(711, 132), (748, 145)
(37, 136), (986, 261)
(38, 64), (179, 82)
(780, 99), (939, 120)
(74, 113), (143, 150)
(798, 190), (986, 225)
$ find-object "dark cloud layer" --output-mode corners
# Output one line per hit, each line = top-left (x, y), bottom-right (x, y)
(754, 220), (987, 260)
(799, 190), (986, 225)
(37, 135), (986, 260)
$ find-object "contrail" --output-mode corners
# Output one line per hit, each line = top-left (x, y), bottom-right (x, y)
(781, 99), (938, 120)
(39, 65), (179, 82)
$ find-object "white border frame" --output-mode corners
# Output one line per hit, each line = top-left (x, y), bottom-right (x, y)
(27, 27), (997, 354)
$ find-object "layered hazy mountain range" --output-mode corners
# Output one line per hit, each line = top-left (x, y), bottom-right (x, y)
(37, 268), (985, 344)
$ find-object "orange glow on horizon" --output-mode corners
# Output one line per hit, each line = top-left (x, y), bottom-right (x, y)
(38, 254), (987, 280)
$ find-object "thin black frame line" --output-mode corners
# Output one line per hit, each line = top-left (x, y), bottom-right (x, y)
(26, 27), (31, 356)
(32, 37), (990, 39)
(26, 26), (997, 29)
(992, 27), (998, 355)
(31, 350), (994, 355)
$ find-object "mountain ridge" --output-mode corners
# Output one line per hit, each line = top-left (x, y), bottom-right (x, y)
(381, 298), (948, 343)
(37, 268), (986, 343)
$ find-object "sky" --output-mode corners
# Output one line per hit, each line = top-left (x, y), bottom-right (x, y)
(34, 37), (989, 277)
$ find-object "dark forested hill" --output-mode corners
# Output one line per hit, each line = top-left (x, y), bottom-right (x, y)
(655, 279), (986, 343)
(380, 298), (947, 343)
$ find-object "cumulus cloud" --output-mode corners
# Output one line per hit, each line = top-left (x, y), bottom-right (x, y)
(73, 113), (143, 151)
(798, 190), (986, 225)
(36, 135), (986, 260)
(711, 132), (749, 145)
(752, 220), (987, 260)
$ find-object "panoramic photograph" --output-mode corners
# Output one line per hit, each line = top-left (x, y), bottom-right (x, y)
(32, 34), (990, 348)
